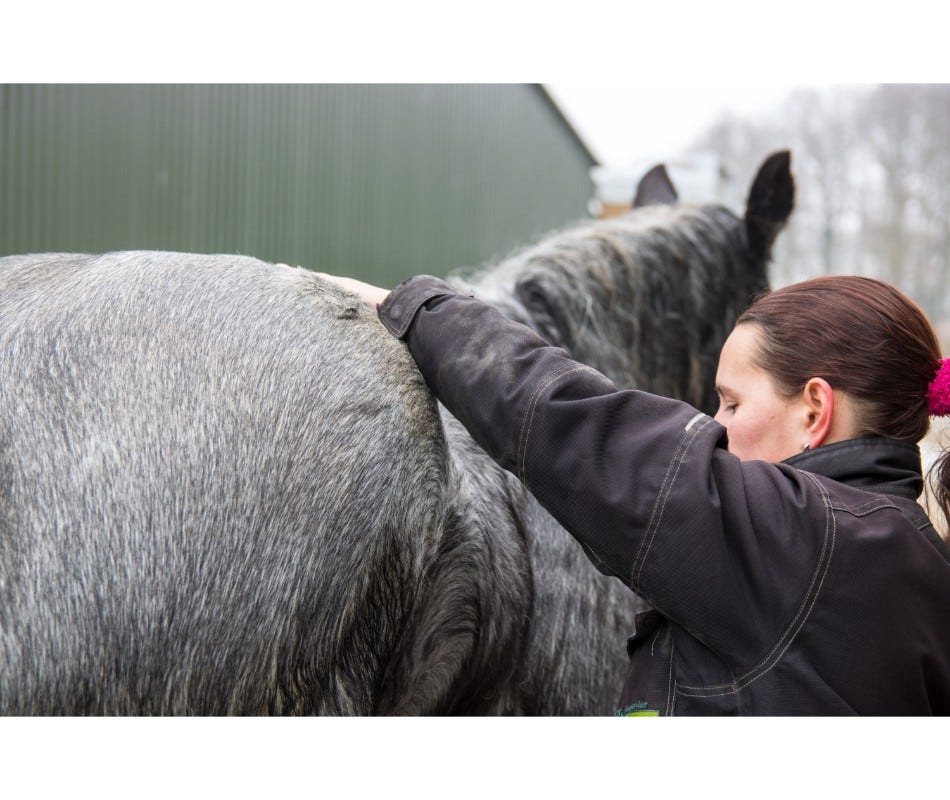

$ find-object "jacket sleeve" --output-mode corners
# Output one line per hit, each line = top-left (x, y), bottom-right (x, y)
(377, 276), (833, 667)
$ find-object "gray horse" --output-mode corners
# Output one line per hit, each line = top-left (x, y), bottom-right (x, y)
(0, 152), (794, 714)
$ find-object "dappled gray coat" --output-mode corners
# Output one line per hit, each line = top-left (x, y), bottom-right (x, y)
(0, 152), (794, 714)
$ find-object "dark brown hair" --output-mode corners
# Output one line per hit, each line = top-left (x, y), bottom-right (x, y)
(737, 275), (949, 532)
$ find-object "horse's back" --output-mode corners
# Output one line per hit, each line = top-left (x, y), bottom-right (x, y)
(0, 251), (447, 714)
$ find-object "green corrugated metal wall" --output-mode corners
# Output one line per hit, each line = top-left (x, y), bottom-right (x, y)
(0, 84), (595, 284)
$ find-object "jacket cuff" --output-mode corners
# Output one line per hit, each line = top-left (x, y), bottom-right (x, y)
(377, 275), (460, 339)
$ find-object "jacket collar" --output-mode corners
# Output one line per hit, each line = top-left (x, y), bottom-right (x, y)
(783, 437), (924, 500)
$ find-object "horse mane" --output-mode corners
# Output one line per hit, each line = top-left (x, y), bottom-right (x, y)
(449, 203), (767, 413)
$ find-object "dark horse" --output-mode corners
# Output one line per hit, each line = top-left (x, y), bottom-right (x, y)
(0, 152), (794, 714)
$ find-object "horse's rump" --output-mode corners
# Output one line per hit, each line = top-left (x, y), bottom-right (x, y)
(0, 251), (447, 714)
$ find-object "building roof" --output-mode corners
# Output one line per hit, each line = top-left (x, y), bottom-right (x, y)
(536, 85), (600, 166)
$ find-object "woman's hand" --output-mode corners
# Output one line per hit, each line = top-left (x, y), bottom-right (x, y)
(315, 272), (390, 309)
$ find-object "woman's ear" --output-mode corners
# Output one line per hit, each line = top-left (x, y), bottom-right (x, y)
(801, 377), (835, 449)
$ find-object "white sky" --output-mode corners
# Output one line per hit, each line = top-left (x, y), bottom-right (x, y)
(545, 83), (802, 168)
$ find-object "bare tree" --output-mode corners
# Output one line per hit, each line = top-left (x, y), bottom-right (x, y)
(688, 84), (950, 326)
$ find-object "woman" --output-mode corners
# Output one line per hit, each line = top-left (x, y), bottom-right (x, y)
(321, 270), (950, 715)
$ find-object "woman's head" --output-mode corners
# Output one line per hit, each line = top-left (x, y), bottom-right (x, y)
(714, 275), (942, 461)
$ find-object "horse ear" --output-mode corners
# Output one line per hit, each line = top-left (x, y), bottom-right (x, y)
(632, 164), (678, 208)
(744, 150), (795, 260)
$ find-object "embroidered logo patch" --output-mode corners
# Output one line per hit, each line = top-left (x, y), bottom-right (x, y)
(615, 701), (660, 717)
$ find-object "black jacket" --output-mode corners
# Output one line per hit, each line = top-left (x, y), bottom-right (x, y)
(378, 276), (950, 715)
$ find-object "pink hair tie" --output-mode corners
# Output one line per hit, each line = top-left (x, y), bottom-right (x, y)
(926, 358), (950, 416)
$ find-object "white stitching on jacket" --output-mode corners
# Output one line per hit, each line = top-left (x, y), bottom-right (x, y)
(676, 470), (837, 695)
(633, 416), (715, 587)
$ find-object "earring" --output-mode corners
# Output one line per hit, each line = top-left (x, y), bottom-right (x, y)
(802, 443), (811, 452)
